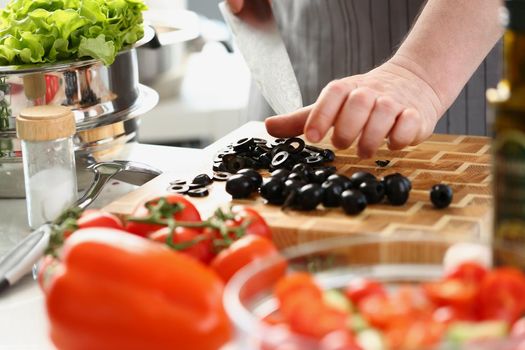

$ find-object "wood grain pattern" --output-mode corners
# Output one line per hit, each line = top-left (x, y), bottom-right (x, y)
(104, 122), (493, 250)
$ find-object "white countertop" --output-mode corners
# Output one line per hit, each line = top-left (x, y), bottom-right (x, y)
(0, 142), (210, 349)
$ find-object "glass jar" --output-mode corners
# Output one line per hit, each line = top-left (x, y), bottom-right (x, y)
(16, 105), (77, 228)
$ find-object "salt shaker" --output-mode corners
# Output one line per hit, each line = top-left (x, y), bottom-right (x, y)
(16, 106), (77, 229)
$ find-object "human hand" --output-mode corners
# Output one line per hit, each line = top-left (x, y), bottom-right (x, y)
(265, 59), (445, 158)
(226, 0), (271, 14)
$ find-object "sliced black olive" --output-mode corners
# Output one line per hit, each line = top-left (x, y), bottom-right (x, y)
(305, 155), (324, 165)
(341, 189), (367, 215)
(350, 171), (377, 188)
(188, 183), (206, 190)
(233, 137), (255, 152)
(187, 188), (209, 197)
(375, 160), (391, 168)
(225, 174), (254, 199)
(260, 178), (286, 205)
(169, 179), (187, 186)
(305, 144), (325, 153)
(321, 149), (336, 162)
(430, 184), (453, 209)
(213, 172), (230, 182)
(167, 184), (189, 194)
(192, 173), (213, 186)
(284, 137), (306, 154)
(237, 168), (263, 191)
(271, 151), (293, 169)
(359, 179), (385, 204)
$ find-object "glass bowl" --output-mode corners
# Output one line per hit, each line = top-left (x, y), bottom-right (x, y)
(223, 235), (525, 350)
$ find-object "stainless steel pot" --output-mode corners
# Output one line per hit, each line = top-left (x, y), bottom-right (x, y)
(0, 29), (159, 198)
(137, 10), (200, 84)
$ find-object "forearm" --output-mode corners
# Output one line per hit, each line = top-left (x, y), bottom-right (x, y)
(391, 0), (503, 114)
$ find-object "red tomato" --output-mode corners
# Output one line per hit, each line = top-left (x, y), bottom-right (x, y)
(36, 255), (60, 293)
(344, 277), (386, 306)
(446, 261), (487, 285)
(479, 268), (525, 323)
(275, 272), (323, 305)
(231, 206), (272, 240)
(45, 75), (60, 103)
(512, 317), (525, 337)
(77, 209), (124, 230)
(319, 330), (363, 350)
(210, 235), (280, 283)
(285, 295), (348, 339)
(432, 306), (477, 324)
(423, 279), (479, 308)
(126, 195), (201, 237)
(149, 226), (215, 264)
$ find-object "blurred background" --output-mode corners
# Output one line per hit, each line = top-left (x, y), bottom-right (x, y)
(137, 0), (252, 148)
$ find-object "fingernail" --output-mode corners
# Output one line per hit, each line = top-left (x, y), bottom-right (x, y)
(306, 129), (320, 143)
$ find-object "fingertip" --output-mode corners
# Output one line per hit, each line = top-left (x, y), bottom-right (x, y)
(227, 0), (243, 13)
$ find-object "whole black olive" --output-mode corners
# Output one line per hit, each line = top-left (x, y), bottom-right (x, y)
(237, 168), (263, 191)
(291, 163), (311, 178)
(283, 179), (308, 197)
(350, 171), (377, 188)
(225, 174), (253, 199)
(327, 174), (353, 190)
(271, 168), (291, 180)
(321, 180), (345, 207)
(260, 178), (286, 205)
(341, 190), (367, 215)
(359, 179), (385, 204)
(383, 173), (412, 191)
(430, 184), (453, 209)
(384, 176), (410, 206)
(309, 169), (332, 184)
(287, 171), (309, 183)
(294, 183), (324, 211)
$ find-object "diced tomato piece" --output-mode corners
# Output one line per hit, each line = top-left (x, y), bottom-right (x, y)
(446, 261), (487, 285)
(479, 268), (525, 323)
(319, 330), (363, 350)
(423, 279), (479, 308)
(274, 272), (323, 306)
(344, 277), (386, 306)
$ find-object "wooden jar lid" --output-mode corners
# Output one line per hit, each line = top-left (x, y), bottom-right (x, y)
(16, 106), (75, 141)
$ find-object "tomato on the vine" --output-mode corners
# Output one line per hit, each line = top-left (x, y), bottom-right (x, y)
(230, 206), (272, 240)
(126, 195), (201, 237)
(149, 226), (215, 264)
(77, 209), (124, 230)
(210, 235), (281, 283)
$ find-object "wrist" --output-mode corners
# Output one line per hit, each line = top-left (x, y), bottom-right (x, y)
(383, 55), (446, 117)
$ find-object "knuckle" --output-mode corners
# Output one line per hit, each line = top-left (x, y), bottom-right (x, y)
(325, 80), (348, 96)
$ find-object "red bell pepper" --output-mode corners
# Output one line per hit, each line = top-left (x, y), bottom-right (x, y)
(42, 228), (232, 350)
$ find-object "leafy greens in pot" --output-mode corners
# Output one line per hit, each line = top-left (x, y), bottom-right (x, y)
(0, 0), (147, 66)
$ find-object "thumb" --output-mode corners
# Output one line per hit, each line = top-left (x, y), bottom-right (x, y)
(265, 105), (313, 138)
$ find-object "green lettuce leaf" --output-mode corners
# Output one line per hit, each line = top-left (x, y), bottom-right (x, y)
(0, 0), (147, 65)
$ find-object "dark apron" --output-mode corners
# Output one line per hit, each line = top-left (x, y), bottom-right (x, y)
(248, 0), (502, 136)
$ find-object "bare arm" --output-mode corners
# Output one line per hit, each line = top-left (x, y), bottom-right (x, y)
(265, 0), (504, 157)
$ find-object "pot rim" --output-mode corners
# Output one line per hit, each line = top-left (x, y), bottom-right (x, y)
(0, 26), (155, 74)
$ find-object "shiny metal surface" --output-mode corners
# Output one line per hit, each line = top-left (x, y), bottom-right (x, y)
(0, 48), (149, 134)
(219, 1), (303, 115)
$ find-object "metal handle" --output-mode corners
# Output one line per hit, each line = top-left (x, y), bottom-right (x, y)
(74, 162), (124, 210)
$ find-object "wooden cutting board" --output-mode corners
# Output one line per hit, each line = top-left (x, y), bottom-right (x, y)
(105, 123), (493, 250)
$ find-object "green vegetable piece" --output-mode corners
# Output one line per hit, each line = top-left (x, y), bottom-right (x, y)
(446, 321), (509, 345)
(348, 314), (369, 333)
(323, 289), (353, 313)
(356, 329), (386, 350)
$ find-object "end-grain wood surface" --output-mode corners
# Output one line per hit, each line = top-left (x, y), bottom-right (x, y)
(104, 122), (493, 250)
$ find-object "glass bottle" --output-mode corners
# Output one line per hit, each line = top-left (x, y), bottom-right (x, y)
(487, 0), (525, 266)
(16, 105), (77, 229)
